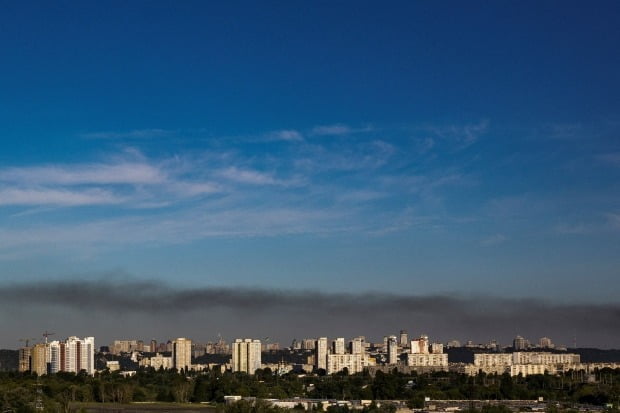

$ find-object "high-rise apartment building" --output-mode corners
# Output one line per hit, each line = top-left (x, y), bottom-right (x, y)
(47, 336), (95, 375)
(18, 347), (31, 373)
(172, 338), (192, 371)
(539, 337), (553, 349)
(513, 335), (528, 350)
(411, 335), (429, 354)
(399, 330), (408, 347)
(315, 337), (328, 371)
(301, 339), (316, 350)
(232, 339), (261, 374)
(31, 344), (48, 375)
(65, 336), (95, 374)
(333, 338), (345, 355)
(387, 335), (398, 365)
(350, 337), (364, 355)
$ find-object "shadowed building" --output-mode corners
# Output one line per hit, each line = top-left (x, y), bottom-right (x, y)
(172, 337), (192, 372)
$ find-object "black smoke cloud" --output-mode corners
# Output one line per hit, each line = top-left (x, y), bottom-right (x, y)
(1, 279), (618, 349)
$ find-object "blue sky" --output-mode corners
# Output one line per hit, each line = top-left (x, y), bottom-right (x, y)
(1, 0), (620, 311)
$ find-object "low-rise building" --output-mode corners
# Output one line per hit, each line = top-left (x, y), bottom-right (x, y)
(406, 353), (448, 368)
(327, 353), (363, 374)
(139, 353), (173, 370)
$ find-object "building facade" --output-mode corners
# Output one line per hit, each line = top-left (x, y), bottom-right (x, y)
(327, 353), (363, 374)
(232, 338), (262, 374)
(387, 336), (398, 365)
(173, 338), (192, 371)
(406, 353), (448, 368)
(315, 337), (328, 371)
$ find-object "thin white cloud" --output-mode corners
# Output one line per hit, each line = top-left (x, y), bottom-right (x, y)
(0, 188), (122, 206)
(311, 124), (353, 136)
(266, 129), (304, 142)
(426, 119), (489, 148)
(545, 123), (582, 140)
(217, 167), (279, 185)
(336, 190), (387, 203)
(0, 162), (165, 186)
(0, 154), (221, 210)
(0, 205), (352, 253)
(81, 129), (174, 140)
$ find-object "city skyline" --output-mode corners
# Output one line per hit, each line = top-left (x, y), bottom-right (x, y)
(1, 2), (619, 347)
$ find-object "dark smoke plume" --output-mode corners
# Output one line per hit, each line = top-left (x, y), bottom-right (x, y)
(1, 278), (618, 348)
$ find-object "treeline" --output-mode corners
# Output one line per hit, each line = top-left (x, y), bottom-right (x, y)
(0, 368), (619, 413)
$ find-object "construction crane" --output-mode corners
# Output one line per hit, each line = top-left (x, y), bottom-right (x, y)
(18, 338), (37, 348)
(42, 331), (55, 344)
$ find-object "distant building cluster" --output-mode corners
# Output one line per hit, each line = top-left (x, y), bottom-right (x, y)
(19, 336), (95, 375)
(16, 331), (619, 378)
(462, 351), (582, 377)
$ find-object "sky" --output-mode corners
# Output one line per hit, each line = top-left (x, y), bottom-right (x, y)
(0, 1), (619, 348)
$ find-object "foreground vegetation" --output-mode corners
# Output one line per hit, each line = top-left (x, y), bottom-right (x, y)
(0, 367), (619, 413)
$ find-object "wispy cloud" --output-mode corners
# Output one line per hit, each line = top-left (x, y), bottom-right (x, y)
(309, 123), (375, 136)
(545, 123), (583, 140)
(311, 124), (353, 136)
(425, 119), (489, 149)
(0, 153), (219, 209)
(81, 129), (175, 140)
(0, 188), (122, 207)
(217, 167), (280, 186)
(265, 129), (304, 142)
(0, 162), (165, 186)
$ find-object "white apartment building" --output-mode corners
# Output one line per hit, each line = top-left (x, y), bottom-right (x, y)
(473, 353), (513, 367)
(48, 336), (95, 375)
(232, 338), (262, 374)
(139, 353), (173, 370)
(471, 352), (581, 376)
(406, 353), (448, 367)
(510, 364), (550, 377)
(512, 352), (580, 365)
(333, 338), (346, 355)
(327, 353), (363, 374)
(315, 337), (328, 371)
(410, 335), (429, 354)
(350, 337), (364, 355)
(431, 342), (444, 354)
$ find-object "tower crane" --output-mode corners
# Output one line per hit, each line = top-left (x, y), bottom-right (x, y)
(42, 331), (55, 344)
(18, 338), (37, 347)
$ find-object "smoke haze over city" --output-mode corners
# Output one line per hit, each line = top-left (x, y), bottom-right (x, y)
(0, 277), (618, 348)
